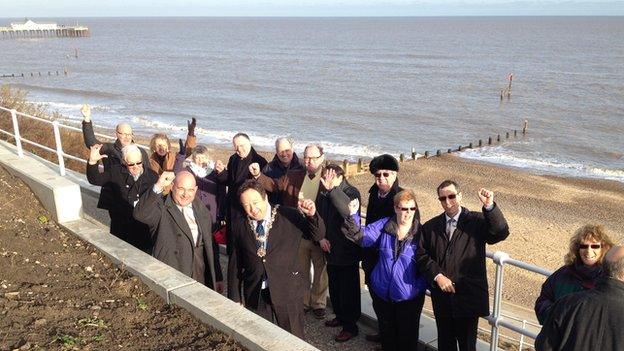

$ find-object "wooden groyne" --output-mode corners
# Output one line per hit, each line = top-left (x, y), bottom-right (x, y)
(0, 19), (89, 39)
(342, 121), (529, 178)
(1, 69), (69, 78)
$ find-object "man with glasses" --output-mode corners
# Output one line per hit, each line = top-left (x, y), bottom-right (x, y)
(249, 144), (331, 319)
(86, 144), (157, 253)
(362, 154), (409, 343)
(417, 180), (510, 351)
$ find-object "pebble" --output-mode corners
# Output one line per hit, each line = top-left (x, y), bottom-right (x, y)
(5, 292), (20, 300)
(34, 319), (47, 327)
(85, 266), (93, 272)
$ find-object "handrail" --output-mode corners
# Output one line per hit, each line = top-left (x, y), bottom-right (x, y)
(1, 104), (551, 351)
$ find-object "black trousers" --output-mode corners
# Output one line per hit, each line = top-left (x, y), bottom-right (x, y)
(370, 290), (425, 351)
(431, 293), (479, 351)
(254, 287), (305, 339)
(327, 263), (361, 334)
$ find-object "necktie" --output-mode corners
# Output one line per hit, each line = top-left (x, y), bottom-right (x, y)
(447, 218), (456, 240)
(256, 220), (265, 236)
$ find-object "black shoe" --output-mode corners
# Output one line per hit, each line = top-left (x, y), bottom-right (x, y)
(365, 332), (381, 343)
(324, 318), (341, 327)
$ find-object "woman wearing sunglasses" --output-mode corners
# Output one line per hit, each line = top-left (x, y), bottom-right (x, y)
(343, 189), (427, 351)
(534, 224), (615, 324)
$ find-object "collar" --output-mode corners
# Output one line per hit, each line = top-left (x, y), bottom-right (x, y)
(175, 202), (193, 212)
(307, 170), (322, 181)
(445, 208), (462, 223)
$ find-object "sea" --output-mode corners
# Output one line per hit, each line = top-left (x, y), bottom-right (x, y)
(0, 17), (623, 183)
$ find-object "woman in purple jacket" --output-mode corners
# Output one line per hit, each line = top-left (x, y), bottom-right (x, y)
(344, 189), (428, 351)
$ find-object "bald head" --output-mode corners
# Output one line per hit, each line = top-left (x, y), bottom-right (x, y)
(604, 246), (624, 281)
(172, 171), (197, 207)
(116, 123), (133, 147)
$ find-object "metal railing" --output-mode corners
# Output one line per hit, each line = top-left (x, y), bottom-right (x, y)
(0, 105), (553, 350)
(0, 106), (149, 176)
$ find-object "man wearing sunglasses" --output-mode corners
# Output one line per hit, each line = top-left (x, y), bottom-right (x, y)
(417, 180), (509, 351)
(86, 144), (158, 253)
(361, 153), (412, 343)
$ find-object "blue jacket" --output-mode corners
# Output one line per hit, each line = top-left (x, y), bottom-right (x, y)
(347, 214), (428, 302)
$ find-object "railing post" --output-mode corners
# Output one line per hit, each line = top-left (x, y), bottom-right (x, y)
(519, 320), (527, 350)
(10, 109), (24, 157)
(489, 251), (510, 351)
(52, 121), (66, 176)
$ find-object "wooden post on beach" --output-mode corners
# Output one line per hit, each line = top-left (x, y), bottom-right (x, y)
(523, 120), (528, 134)
(411, 148), (416, 160)
(458, 145), (463, 151)
(488, 137), (492, 145)
(469, 142), (473, 148)
(437, 150), (441, 156)
(447, 148), (452, 154)
(479, 139), (483, 147)
(400, 154), (405, 162)
(425, 151), (430, 158)
(343, 160), (348, 176)
(506, 132), (510, 139)
(357, 158), (363, 172)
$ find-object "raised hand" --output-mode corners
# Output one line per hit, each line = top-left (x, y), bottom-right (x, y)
(298, 199), (316, 217)
(88, 144), (107, 165)
(178, 139), (185, 154)
(320, 168), (337, 191)
(214, 160), (225, 173)
(156, 171), (176, 190)
(248, 162), (261, 178)
(478, 188), (494, 208)
(348, 198), (360, 216)
(81, 104), (91, 122)
(187, 117), (197, 136)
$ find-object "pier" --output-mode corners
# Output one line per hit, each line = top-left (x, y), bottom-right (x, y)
(0, 19), (89, 39)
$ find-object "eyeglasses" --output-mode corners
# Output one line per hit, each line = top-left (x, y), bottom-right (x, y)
(126, 161), (143, 167)
(375, 172), (391, 178)
(398, 207), (417, 212)
(579, 244), (601, 250)
(438, 194), (458, 202)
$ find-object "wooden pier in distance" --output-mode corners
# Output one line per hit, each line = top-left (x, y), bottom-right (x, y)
(0, 19), (89, 39)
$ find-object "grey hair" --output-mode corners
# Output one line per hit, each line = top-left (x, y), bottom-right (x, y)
(605, 253), (624, 280)
(121, 144), (142, 160)
(275, 137), (294, 150)
(191, 144), (210, 159)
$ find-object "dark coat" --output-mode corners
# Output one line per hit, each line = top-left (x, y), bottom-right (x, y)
(321, 179), (361, 266)
(216, 147), (267, 251)
(261, 153), (304, 204)
(534, 263), (603, 324)
(86, 163), (157, 253)
(133, 189), (223, 288)
(362, 179), (405, 283)
(535, 278), (624, 351)
(227, 206), (325, 308)
(417, 204), (509, 318)
(82, 121), (149, 209)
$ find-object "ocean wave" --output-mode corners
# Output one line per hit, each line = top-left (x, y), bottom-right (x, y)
(459, 147), (624, 183)
(33, 101), (113, 122)
(128, 116), (385, 160)
(11, 83), (120, 99)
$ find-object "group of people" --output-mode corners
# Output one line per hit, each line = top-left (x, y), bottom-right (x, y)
(80, 106), (622, 351)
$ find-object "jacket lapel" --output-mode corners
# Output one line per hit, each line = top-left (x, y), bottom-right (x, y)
(165, 196), (194, 244)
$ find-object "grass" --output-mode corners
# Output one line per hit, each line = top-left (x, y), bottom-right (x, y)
(0, 85), (89, 173)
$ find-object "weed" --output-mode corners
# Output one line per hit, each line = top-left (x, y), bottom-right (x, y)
(77, 316), (107, 328)
(136, 297), (148, 311)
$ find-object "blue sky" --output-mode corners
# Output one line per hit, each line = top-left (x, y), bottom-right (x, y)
(0, 0), (622, 17)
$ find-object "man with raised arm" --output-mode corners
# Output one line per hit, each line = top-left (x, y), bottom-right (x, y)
(417, 180), (510, 351)
(133, 171), (223, 292)
(86, 144), (157, 253)
(227, 179), (325, 338)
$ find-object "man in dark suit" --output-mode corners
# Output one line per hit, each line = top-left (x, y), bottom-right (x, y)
(81, 104), (150, 230)
(134, 171), (223, 291)
(215, 133), (267, 253)
(227, 179), (325, 339)
(86, 144), (157, 253)
(362, 154), (410, 343)
(417, 180), (510, 351)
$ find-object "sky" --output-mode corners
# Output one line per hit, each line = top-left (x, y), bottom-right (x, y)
(0, 0), (622, 17)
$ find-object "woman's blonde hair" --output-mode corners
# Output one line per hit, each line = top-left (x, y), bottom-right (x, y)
(149, 133), (171, 153)
(564, 224), (615, 265)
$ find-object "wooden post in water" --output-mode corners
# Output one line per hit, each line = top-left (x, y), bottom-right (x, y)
(523, 120), (528, 134)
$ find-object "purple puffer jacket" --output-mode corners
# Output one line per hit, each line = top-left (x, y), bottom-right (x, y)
(348, 213), (428, 302)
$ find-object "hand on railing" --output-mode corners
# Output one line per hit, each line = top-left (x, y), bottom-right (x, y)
(81, 104), (91, 123)
(88, 144), (107, 165)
